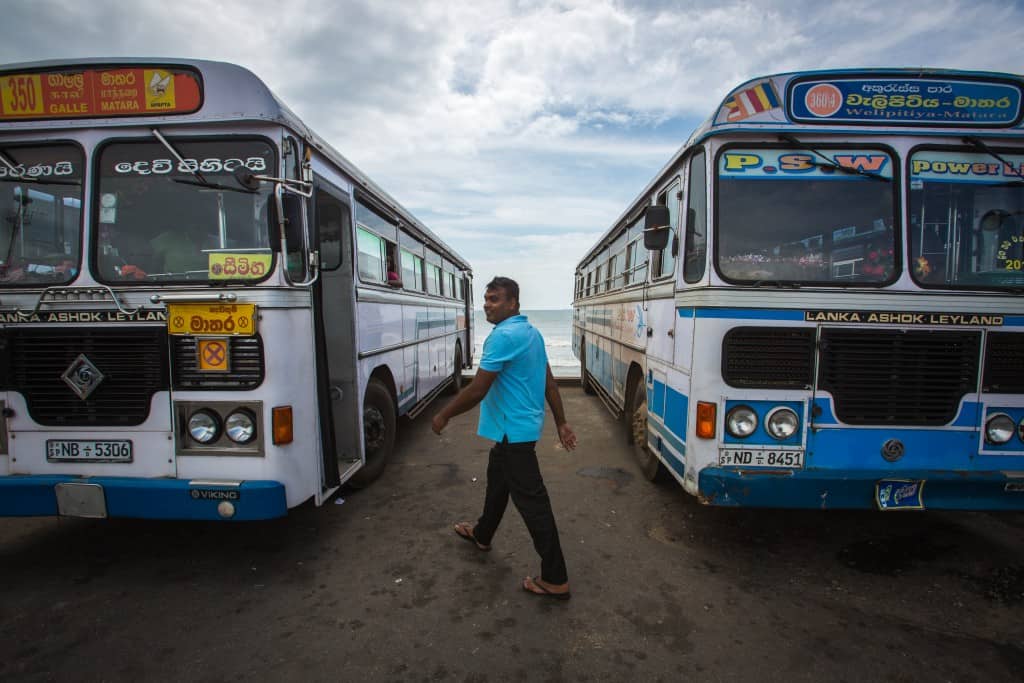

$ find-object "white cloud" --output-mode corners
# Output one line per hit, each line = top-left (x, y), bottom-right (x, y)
(2, 0), (1024, 307)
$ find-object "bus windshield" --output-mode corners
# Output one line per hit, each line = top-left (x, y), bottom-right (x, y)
(95, 138), (276, 284)
(0, 144), (82, 286)
(716, 148), (896, 285)
(909, 149), (1024, 290)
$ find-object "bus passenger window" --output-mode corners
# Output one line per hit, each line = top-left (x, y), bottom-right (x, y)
(684, 151), (707, 283)
(357, 227), (384, 281)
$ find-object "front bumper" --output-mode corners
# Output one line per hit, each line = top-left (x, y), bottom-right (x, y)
(699, 467), (1024, 510)
(0, 475), (287, 520)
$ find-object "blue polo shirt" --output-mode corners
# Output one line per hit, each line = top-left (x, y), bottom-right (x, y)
(477, 314), (548, 443)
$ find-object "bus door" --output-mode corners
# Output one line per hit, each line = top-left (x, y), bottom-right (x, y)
(312, 183), (360, 489)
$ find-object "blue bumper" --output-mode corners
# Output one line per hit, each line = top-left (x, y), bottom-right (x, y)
(0, 476), (288, 520)
(698, 468), (1024, 511)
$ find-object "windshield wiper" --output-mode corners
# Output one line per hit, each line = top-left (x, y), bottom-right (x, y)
(962, 136), (1024, 183)
(0, 148), (80, 186)
(151, 128), (255, 194)
(778, 134), (889, 182)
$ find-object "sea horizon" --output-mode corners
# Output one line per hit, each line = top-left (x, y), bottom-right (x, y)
(471, 309), (579, 377)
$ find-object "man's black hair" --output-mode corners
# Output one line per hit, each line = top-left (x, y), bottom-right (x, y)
(486, 276), (520, 303)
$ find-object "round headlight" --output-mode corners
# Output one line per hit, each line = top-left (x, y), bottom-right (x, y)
(225, 410), (257, 444)
(725, 405), (758, 438)
(766, 407), (800, 440)
(188, 410), (221, 444)
(986, 413), (1015, 444)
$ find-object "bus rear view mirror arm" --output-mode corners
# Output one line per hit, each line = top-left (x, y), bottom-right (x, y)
(643, 205), (671, 251)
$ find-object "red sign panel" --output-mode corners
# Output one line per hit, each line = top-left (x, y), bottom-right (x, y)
(0, 67), (202, 121)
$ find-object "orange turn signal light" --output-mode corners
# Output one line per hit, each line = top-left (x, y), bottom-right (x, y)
(696, 401), (717, 439)
(272, 405), (293, 445)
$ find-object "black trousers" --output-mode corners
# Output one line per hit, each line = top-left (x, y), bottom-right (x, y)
(473, 437), (568, 585)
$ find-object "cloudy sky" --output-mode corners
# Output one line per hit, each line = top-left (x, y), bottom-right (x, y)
(3, 0), (1024, 307)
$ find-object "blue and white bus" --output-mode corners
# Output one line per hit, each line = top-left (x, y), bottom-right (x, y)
(0, 58), (472, 520)
(573, 68), (1024, 510)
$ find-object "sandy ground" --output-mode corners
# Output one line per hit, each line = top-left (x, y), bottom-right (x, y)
(1, 386), (1023, 682)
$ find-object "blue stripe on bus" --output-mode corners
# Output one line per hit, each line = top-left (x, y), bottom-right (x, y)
(698, 467), (1024, 511)
(678, 308), (1024, 326)
(0, 476), (288, 520)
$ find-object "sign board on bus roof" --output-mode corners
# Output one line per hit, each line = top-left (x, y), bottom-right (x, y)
(0, 66), (202, 121)
(786, 76), (1023, 127)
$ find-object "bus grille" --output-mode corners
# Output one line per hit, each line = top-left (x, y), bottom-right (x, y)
(171, 335), (264, 389)
(818, 328), (980, 426)
(722, 327), (815, 389)
(983, 332), (1024, 393)
(1, 327), (169, 426)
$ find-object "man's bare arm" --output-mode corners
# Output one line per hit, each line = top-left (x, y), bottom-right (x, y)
(431, 370), (497, 434)
(545, 364), (577, 450)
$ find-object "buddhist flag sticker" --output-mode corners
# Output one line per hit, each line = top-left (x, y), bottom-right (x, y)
(722, 80), (780, 122)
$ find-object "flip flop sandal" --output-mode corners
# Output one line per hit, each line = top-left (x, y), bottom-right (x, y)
(522, 576), (571, 601)
(453, 522), (491, 551)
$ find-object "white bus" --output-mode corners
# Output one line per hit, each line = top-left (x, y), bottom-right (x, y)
(0, 58), (472, 520)
(573, 67), (1024, 511)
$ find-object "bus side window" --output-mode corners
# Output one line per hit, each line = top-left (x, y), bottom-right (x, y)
(654, 180), (680, 279)
(357, 226), (385, 281)
(684, 150), (707, 283)
(317, 192), (348, 271)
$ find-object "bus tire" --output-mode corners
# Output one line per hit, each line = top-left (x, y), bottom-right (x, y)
(630, 380), (664, 482)
(348, 379), (396, 489)
(580, 340), (595, 395)
(447, 345), (463, 396)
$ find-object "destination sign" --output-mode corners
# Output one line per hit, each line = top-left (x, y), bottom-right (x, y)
(804, 310), (1004, 326)
(789, 78), (1022, 127)
(0, 66), (201, 121)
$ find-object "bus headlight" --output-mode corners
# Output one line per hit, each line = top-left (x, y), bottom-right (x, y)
(766, 407), (800, 440)
(225, 409), (257, 444)
(188, 410), (221, 444)
(725, 405), (758, 438)
(985, 413), (1015, 444)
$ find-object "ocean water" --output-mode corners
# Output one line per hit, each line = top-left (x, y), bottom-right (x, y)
(472, 309), (579, 377)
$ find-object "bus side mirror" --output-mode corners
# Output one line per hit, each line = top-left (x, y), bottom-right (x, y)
(643, 205), (671, 251)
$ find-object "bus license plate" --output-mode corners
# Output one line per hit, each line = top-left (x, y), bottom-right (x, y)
(718, 449), (804, 468)
(46, 440), (133, 462)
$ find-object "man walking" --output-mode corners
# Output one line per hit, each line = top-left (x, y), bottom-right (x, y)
(432, 276), (577, 600)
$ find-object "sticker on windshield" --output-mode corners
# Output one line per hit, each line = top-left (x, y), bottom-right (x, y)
(910, 151), (1024, 184)
(719, 149), (892, 180)
(208, 251), (273, 280)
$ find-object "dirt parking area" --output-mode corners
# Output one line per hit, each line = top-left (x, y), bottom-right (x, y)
(2, 386), (1023, 681)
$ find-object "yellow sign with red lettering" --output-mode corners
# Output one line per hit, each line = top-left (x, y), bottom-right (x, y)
(167, 303), (257, 337)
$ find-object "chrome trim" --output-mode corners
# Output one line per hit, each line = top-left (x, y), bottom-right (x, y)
(359, 328), (468, 359)
(19, 285), (139, 317)
(151, 292), (238, 303)
(674, 287), (1024, 315)
(574, 280), (674, 306)
(188, 479), (243, 487)
(356, 285), (467, 307)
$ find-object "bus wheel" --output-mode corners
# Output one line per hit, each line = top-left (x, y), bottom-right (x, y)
(629, 380), (663, 482)
(580, 341), (595, 395)
(447, 345), (463, 395)
(348, 379), (395, 488)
